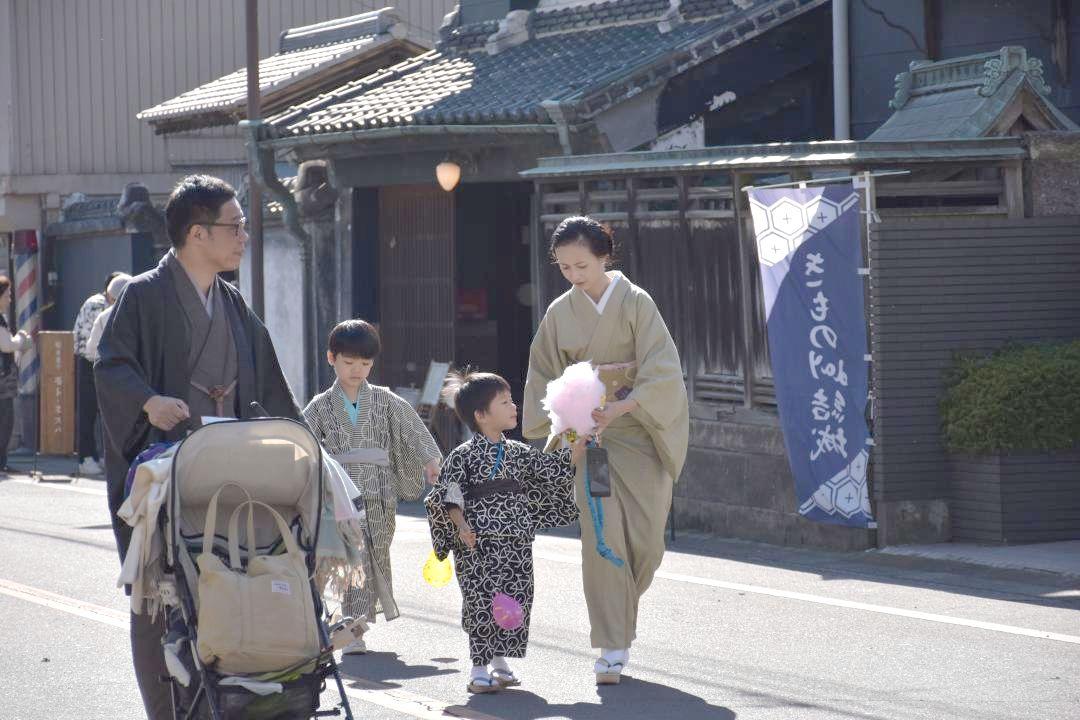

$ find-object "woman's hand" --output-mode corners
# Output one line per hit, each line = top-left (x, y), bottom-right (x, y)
(590, 398), (638, 434)
(423, 459), (441, 485)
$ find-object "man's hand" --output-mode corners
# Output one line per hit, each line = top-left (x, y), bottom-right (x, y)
(424, 459), (441, 485)
(143, 395), (190, 431)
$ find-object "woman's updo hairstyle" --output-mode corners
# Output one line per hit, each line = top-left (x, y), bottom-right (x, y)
(549, 215), (616, 267)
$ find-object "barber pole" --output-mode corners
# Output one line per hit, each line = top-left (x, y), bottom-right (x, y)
(12, 230), (40, 395)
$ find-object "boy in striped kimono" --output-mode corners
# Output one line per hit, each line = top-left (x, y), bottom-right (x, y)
(304, 319), (442, 655)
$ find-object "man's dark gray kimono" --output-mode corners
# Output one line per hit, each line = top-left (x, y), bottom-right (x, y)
(94, 251), (300, 719)
(96, 253), (299, 559)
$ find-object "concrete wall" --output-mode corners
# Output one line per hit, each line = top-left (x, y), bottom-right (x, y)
(1025, 131), (1080, 216)
(238, 222), (305, 401)
(677, 412), (874, 551)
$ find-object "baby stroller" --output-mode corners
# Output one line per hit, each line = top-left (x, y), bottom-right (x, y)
(160, 417), (357, 719)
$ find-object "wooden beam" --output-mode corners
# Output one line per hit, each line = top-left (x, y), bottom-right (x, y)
(923, 0), (941, 60)
(1053, 0), (1070, 84)
(1003, 161), (1025, 219)
(676, 175), (696, 403)
(731, 171), (756, 409)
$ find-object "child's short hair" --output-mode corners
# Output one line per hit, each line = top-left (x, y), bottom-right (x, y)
(443, 369), (511, 433)
(328, 319), (381, 359)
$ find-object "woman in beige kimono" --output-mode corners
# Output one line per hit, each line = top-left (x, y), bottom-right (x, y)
(523, 216), (689, 685)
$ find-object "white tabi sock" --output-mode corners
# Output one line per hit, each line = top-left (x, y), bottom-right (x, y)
(600, 648), (629, 666)
(490, 656), (511, 673)
(470, 665), (490, 681)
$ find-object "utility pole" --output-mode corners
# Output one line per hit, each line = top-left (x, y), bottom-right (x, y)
(245, 0), (265, 318)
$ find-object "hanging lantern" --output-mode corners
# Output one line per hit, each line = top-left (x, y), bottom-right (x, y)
(436, 160), (461, 192)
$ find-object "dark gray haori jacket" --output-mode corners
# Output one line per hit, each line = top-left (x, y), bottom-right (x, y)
(94, 252), (300, 562)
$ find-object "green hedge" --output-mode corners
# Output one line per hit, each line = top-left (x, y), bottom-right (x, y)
(940, 340), (1080, 453)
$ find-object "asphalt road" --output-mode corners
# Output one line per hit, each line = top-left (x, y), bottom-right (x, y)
(1, 473), (1077, 720)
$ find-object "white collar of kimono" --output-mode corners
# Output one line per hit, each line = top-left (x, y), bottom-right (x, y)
(586, 272), (622, 314)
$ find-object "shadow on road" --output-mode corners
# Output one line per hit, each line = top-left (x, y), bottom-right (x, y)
(458, 674), (736, 720)
(338, 650), (456, 686)
(398, 500), (1080, 613)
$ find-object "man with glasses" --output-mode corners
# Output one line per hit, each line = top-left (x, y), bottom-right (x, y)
(95, 174), (300, 718)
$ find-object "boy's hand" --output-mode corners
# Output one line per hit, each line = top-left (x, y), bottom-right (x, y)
(424, 459), (441, 485)
(570, 435), (589, 467)
(458, 523), (477, 550)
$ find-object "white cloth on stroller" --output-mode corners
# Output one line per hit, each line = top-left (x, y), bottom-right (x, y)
(118, 446), (179, 615)
(118, 447), (369, 617)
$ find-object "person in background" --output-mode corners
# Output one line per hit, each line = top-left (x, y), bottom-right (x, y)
(85, 274), (133, 363)
(73, 272), (122, 475)
(84, 273), (133, 478)
(0, 276), (32, 473)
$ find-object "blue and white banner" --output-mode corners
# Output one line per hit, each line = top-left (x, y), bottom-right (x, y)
(747, 184), (874, 528)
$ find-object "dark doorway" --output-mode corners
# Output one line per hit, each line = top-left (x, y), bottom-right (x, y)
(374, 184), (455, 391)
(45, 232), (157, 331)
(454, 182), (534, 438)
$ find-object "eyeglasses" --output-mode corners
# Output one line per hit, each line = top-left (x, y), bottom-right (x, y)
(201, 219), (249, 237)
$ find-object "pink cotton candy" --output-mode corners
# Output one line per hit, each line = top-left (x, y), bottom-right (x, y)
(541, 361), (605, 437)
(492, 592), (524, 630)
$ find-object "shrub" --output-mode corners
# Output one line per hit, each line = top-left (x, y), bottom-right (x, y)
(940, 340), (1080, 453)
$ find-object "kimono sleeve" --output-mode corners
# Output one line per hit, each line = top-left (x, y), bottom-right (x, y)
(302, 395), (327, 442)
(626, 290), (690, 480)
(387, 391), (442, 501)
(522, 309), (564, 441)
(518, 443), (578, 531)
(94, 285), (157, 460)
(423, 450), (467, 561)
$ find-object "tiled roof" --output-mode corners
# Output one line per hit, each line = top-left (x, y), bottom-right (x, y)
(267, 0), (827, 137)
(532, 0), (671, 34)
(869, 46), (1079, 141)
(439, 19), (500, 53)
(138, 9), (415, 130)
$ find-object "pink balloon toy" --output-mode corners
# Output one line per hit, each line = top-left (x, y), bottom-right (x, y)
(492, 592), (524, 630)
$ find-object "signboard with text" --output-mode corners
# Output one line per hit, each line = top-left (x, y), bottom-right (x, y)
(39, 331), (75, 456)
(747, 184), (874, 528)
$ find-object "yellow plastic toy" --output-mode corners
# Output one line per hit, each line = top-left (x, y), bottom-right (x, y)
(422, 549), (453, 588)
